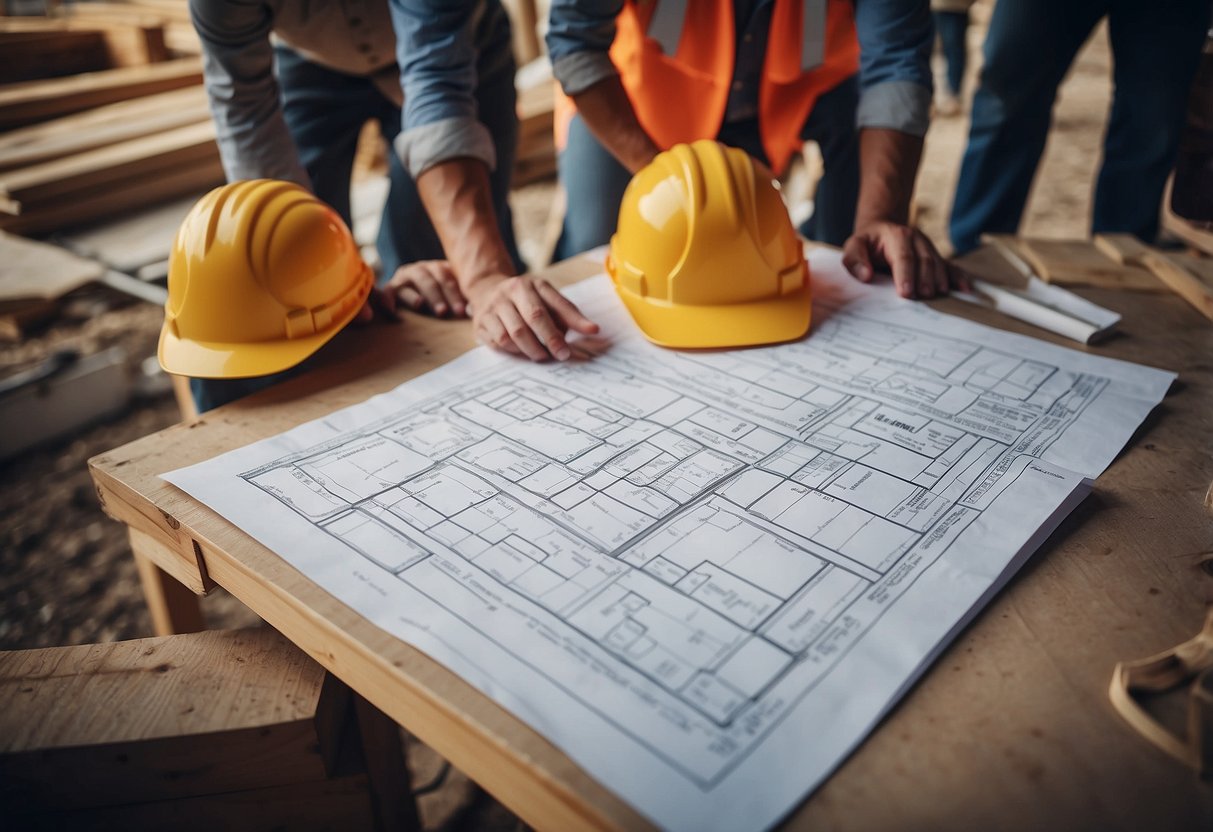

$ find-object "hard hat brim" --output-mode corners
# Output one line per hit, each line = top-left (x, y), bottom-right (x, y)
(615, 282), (812, 349)
(157, 287), (367, 379)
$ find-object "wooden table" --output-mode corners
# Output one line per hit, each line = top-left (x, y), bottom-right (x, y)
(90, 251), (1213, 831)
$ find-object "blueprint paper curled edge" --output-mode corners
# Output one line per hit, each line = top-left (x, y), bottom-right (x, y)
(164, 251), (1174, 831)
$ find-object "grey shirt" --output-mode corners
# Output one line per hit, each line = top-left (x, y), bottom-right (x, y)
(189, 0), (397, 187)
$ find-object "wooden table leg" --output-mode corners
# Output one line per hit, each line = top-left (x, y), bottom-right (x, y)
(354, 693), (422, 832)
(170, 374), (199, 421)
(131, 543), (205, 636)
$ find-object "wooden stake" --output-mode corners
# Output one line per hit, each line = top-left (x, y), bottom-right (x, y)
(1140, 251), (1213, 323)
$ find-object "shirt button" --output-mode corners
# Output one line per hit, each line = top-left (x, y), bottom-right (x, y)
(732, 81), (744, 91)
(743, 33), (753, 43)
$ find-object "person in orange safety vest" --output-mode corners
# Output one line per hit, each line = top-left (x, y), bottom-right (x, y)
(547, 0), (967, 299)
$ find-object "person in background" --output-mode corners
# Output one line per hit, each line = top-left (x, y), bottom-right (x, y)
(931, 0), (975, 116)
(948, 0), (1212, 255)
(188, 0), (525, 409)
(545, 0), (967, 301)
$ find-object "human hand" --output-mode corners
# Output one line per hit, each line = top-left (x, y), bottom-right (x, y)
(354, 286), (401, 325)
(467, 274), (600, 361)
(842, 221), (970, 299)
(385, 260), (467, 318)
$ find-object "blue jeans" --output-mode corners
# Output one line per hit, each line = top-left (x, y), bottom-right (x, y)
(192, 43), (522, 414)
(554, 74), (861, 259)
(949, 0), (1210, 254)
(933, 11), (968, 97)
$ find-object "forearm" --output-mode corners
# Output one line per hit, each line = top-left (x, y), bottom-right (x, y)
(854, 127), (922, 228)
(416, 157), (517, 292)
(570, 76), (659, 174)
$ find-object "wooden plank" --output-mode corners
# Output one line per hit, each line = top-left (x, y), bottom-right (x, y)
(94, 461), (215, 589)
(0, 57), (202, 129)
(0, 120), (217, 206)
(1014, 236), (1167, 292)
(163, 20), (201, 54)
(132, 543), (207, 635)
(95, 470), (215, 596)
(1093, 232), (1153, 265)
(0, 627), (328, 745)
(0, 230), (104, 303)
(951, 242), (1030, 289)
(0, 86), (209, 171)
(0, 154), (224, 235)
(0, 627), (335, 809)
(1174, 252), (1213, 287)
(0, 14), (169, 66)
(1141, 251), (1213, 323)
(0, 29), (112, 84)
(104, 20), (169, 66)
(54, 3), (200, 56)
(100, 0), (196, 24)
(19, 775), (377, 832)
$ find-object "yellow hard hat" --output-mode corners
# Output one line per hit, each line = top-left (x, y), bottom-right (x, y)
(158, 180), (373, 379)
(606, 140), (810, 349)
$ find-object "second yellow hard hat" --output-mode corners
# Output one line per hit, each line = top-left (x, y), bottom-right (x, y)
(159, 180), (373, 379)
(606, 140), (810, 349)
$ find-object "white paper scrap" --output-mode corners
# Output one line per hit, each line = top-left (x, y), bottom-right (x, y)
(164, 251), (1173, 831)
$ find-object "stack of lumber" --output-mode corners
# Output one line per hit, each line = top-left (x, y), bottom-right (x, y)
(0, 628), (400, 830)
(60, 0), (202, 56)
(0, 5), (220, 237)
(0, 92), (220, 235)
(0, 10), (171, 84)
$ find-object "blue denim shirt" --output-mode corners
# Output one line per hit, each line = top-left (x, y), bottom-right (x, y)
(390, 0), (515, 178)
(546, 0), (933, 137)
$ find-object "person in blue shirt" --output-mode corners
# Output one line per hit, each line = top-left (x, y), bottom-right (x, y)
(391, 0), (602, 363)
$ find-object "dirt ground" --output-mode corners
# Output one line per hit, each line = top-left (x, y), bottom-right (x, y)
(0, 5), (1123, 827)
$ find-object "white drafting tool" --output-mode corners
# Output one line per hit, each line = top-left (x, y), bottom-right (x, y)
(165, 251), (1173, 831)
(956, 238), (1121, 344)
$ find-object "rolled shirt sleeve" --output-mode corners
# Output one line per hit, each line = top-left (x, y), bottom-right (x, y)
(854, 0), (934, 136)
(546, 0), (623, 95)
(189, 0), (310, 186)
(391, 0), (514, 179)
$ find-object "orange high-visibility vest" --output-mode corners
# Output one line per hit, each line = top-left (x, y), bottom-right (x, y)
(555, 0), (861, 175)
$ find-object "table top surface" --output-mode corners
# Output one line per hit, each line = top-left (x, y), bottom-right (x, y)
(90, 250), (1213, 831)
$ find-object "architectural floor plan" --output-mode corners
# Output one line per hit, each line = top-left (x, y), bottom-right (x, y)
(166, 251), (1174, 830)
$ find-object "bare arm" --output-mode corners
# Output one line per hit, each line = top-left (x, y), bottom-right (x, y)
(842, 128), (967, 298)
(415, 157), (516, 296)
(415, 158), (598, 360)
(570, 75), (661, 174)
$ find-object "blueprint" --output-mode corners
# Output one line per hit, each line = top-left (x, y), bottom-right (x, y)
(165, 251), (1174, 831)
